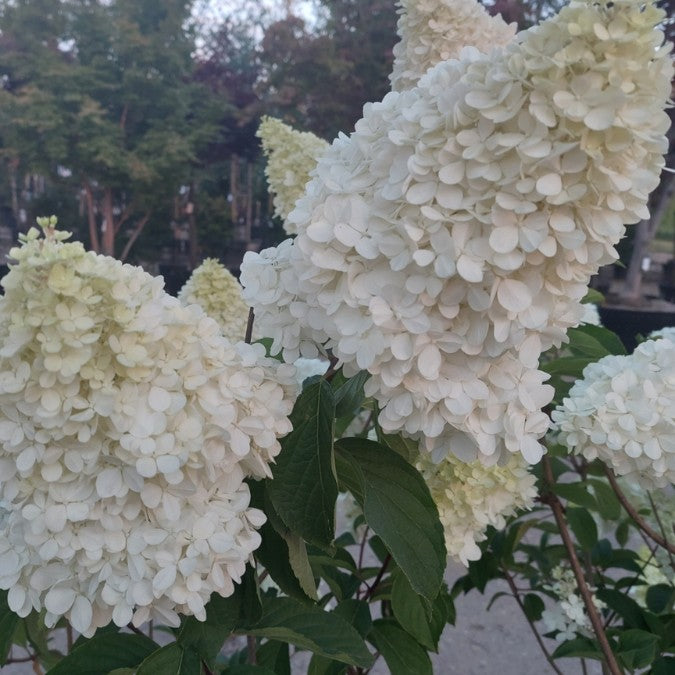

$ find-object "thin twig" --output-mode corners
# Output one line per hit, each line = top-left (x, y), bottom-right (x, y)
(501, 565), (564, 675)
(604, 467), (675, 554)
(66, 622), (73, 652)
(127, 622), (146, 636)
(363, 554), (391, 602)
(245, 308), (255, 344)
(323, 354), (340, 382)
(647, 491), (675, 571)
(6, 655), (37, 664)
(202, 661), (214, 675)
(356, 526), (370, 600)
(543, 458), (623, 675)
(247, 635), (257, 664)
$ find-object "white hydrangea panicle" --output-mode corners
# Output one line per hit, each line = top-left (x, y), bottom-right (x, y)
(580, 303), (601, 326)
(416, 451), (537, 565)
(553, 338), (675, 489)
(178, 258), (249, 342)
(390, 0), (516, 91)
(649, 326), (675, 342)
(541, 566), (606, 642)
(257, 116), (329, 233)
(0, 221), (298, 636)
(243, 0), (673, 466)
(240, 238), (327, 362)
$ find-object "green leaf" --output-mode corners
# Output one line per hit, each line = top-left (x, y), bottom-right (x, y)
(616, 520), (630, 547)
(596, 589), (648, 630)
(46, 632), (158, 675)
(335, 438), (445, 601)
(250, 481), (313, 602)
(566, 507), (598, 550)
(652, 656), (675, 674)
(540, 357), (594, 377)
(334, 370), (369, 418)
(568, 324), (626, 356)
(467, 552), (499, 593)
(0, 590), (19, 665)
(369, 620), (432, 675)
(552, 637), (602, 660)
(646, 585), (675, 615)
(522, 594), (545, 622)
(617, 629), (659, 669)
(376, 431), (419, 464)
(269, 379), (338, 546)
(307, 655), (347, 675)
(588, 479), (622, 521)
(553, 482), (597, 510)
(239, 566), (262, 626)
(582, 288), (605, 305)
(256, 640), (290, 675)
(332, 600), (372, 639)
(136, 644), (201, 675)
(391, 572), (446, 651)
(178, 588), (246, 667)
(241, 596), (373, 668)
(287, 533), (318, 601)
(23, 611), (63, 668)
(224, 666), (276, 674)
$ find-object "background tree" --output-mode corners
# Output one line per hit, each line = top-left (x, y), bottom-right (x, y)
(0, 0), (213, 260)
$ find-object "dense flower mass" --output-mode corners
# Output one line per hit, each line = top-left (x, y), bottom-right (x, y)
(257, 116), (329, 232)
(389, 0), (516, 91)
(553, 338), (675, 488)
(243, 0), (673, 465)
(0, 220), (297, 635)
(541, 566), (605, 642)
(178, 258), (249, 342)
(416, 451), (536, 564)
(650, 326), (675, 342)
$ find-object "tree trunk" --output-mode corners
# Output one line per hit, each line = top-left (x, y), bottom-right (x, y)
(230, 155), (239, 224)
(8, 158), (19, 227)
(245, 162), (254, 243)
(83, 181), (101, 253)
(187, 182), (199, 270)
(120, 213), (151, 262)
(102, 187), (115, 256)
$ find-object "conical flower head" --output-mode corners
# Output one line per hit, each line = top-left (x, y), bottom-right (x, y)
(258, 116), (329, 232)
(0, 220), (297, 635)
(178, 258), (250, 342)
(417, 451), (537, 564)
(243, 0), (673, 465)
(390, 0), (516, 91)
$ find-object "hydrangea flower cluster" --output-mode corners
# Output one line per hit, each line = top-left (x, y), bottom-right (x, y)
(416, 452), (536, 564)
(580, 303), (601, 326)
(257, 116), (328, 233)
(178, 258), (250, 343)
(389, 0), (516, 91)
(242, 0), (672, 465)
(650, 326), (675, 342)
(553, 338), (675, 488)
(541, 566), (606, 642)
(0, 220), (298, 636)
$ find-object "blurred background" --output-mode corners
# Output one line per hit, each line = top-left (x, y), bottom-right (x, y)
(0, 0), (672, 343)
